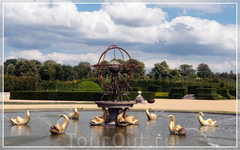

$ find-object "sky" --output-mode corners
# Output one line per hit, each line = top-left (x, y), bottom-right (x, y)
(2, 0), (238, 74)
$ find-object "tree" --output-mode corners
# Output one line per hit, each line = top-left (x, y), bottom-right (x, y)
(4, 59), (17, 75)
(150, 61), (170, 80)
(125, 59), (146, 79)
(74, 61), (91, 79)
(178, 64), (196, 77)
(62, 65), (73, 81)
(197, 63), (212, 78)
(14, 60), (38, 78)
(6, 64), (15, 75)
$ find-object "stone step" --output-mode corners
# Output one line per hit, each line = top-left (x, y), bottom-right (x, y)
(182, 94), (196, 100)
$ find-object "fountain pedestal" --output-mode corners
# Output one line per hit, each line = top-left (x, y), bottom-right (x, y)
(95, 101), (136, 126)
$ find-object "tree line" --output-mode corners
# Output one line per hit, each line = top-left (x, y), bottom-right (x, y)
(3, 58), (236, 87)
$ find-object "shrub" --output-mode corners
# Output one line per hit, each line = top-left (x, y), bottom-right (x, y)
(169, 88), (187, 99)
(148, 85), (159, 92)
(131, 87), (142, 91)
(196, 88), (220, 100)
(188, 86), (201, 94)
(10, 91), (155, 101)
(217, 89), (235, 99)
(155, 92), (170, 98)
(74, 81), (102, 91)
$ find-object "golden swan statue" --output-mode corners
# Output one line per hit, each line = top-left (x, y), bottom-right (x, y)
(164, 115), (186, 135)
(9, 110), (31, 125)
(146, 108), (157, 120)
(198, 112), (218, 127)
(90, 107), (108, 125)
(69, 107), (83, 119)
(117, 108), (127, 126)
(50, 114), (69, 134)
(123, 108), (139, 125)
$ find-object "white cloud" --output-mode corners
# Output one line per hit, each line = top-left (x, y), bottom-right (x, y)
(162, 16), (236, 50)
(102, 3), (168, 27)
(6, 50), (100, 65)
(156, 4), (223, 13)
(4, 3), (236, 51)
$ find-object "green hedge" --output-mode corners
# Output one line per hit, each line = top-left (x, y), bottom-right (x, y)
(4, 75), (37, 92)
(169, 88), (187, 99)
(155, 92), (170, 98)
(74, 81), (101, 91)
(217, 89), (235, 99)
(10, 91), (155, 101)
(229, 90), (236, 97)
(196, 88), (220, 100)
(188, 86), (201, 94)
(148, 85), (159, 92)
(131, 87), (142, 91)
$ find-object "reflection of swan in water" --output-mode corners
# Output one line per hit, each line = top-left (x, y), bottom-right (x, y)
(50, 114), (69, 134)
(9, 110), (31, 125)
(199, 126), (217, 133)
(198, 112), (218, 127)
(168, 134), (186, 146)
(90, 108), (108, 125)
(69, 107), (83, 119)
(164, 115), (186, 135)
(10, 125), (30, 135)
(146, 108), (157, 120)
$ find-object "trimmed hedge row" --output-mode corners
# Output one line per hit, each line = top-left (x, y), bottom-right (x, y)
(196, 88), (220, 100)
(10, 91), (155, 101)
(217, 89), (235, 99)
(4, 75), (36, 92)
(169, 88), (187, 99)
(155, 92), (170, 98)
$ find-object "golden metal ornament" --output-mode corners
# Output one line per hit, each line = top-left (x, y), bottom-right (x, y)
(69, 107), (83, 119)
(164, 115), (186, 135)
(123, 108), (139, 125)
(9, 110), (31, 125)
(198, 112), (218, 127)
(117, 108), (139, 126)
(117, 108), (127, 126)
(146, 108), (157, 120)
(90, 107), (108, 125)
(50, 114), (69, 134)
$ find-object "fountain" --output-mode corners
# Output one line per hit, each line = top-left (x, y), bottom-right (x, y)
(90, 44), (140, 126)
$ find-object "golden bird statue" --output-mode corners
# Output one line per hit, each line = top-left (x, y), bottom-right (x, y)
(50, 114), (69, 134)
(69, 107), (83, 119)
(9, 110), (31, 125)
(90, 107), (108, 125)
(198, 112), (218, 127)
(146, 108), (157, 120)
(164, 115), (186, 135)
(123, 108), (139, 125)
(117, 108), (127, 126)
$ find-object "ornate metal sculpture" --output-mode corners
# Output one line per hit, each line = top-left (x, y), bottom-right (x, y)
(91, 44), (140, 126)
(90, 107), (108, 125)
(9, 110), (31, 125)
(50, 114), (69, 134)
(69, 107), (83, 119)
(146, 108), (157, 120)
(198, 112), (218, 127)
(92, 44), (140, 101)
(164, 115), (186, 135)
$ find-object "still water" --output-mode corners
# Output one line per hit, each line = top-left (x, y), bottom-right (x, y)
(2, 110), (237, 148)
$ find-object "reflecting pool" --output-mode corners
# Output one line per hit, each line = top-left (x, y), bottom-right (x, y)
(2, 110), (237, 148)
